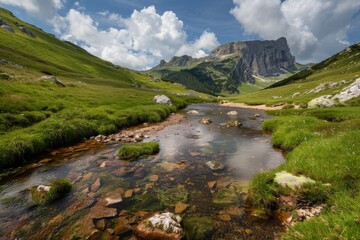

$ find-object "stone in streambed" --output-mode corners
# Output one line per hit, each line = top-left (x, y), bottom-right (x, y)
(175, 202), (189, 214)
(205, 161), (224, 171)
(135, 212), (184, 240)
(90, 178), (101, 192)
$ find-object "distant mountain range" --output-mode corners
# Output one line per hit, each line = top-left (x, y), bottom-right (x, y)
(148, 37), (300, 95)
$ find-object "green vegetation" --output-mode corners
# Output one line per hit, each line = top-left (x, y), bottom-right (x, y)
(30, 178), (72, 205)
(117, 142), (160, 161)
(182, 215), (214, 240)
(0, 8), (205, 170)
(155, 185), (188, 207)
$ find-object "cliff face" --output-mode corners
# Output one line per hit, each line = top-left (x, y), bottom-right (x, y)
(149, 37), (296, 94)
(210, 37), (295, 83)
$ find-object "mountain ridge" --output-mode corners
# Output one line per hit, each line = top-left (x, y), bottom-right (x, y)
(149, 37), (296, 95)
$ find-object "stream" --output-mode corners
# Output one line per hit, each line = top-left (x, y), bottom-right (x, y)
(0, 103), (285, 240)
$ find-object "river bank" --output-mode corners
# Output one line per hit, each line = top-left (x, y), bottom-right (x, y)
(0, 103), (285, 239)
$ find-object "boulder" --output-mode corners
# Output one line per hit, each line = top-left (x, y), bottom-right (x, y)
(153, 95), (173, 106)
(332, 78), (360, 103)
(205, 161), (224, 171)
(1, 25), (14, 33)
(40, 75), (66, 87)
(274, 171), (315, 190)
(18, 26), (36, 38)
(135, 212), (184, 240)
(199, 118), (212, 124)
(308, 95), (336, 108)
(187, 110), (200, 115)
(225, 120), (242, 128)
(226, 111), (238, 116)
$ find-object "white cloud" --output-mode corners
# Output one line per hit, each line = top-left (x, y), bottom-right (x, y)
(52, 6), (219, 70)
(0, 0), (64, 18)
(230, 0), (360, 62)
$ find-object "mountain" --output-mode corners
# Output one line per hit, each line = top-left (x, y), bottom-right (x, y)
(148, 37), (296, 95)
(227, 41), (360, 106)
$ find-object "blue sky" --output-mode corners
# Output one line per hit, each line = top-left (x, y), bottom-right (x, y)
(0, 0), (359, 70)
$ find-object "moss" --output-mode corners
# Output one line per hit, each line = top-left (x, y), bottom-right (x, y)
(31, 178), (72, 205)
(156, 185), (188, 207)
(182, 215), (213, 240)
(212, 184), (244, 208)
(117, 142), (160, 161)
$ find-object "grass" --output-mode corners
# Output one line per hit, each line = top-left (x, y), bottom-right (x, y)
(30, 178), (72, 205)
(248, 107), (360, 239)
(0, 7), (208, 170)
(117, 142), (160, 161)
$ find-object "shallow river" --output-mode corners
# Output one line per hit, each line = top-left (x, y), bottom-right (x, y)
(0, 103), (285, 239)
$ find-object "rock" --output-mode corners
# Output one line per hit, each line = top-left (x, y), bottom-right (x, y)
(292, 92), (300, 98)
(40, 75), (66, 87)
(219, 100), (229, 104)
(207, 181), (217, 189)
(274, 171), (315, 190)
(153, 95), (173, 106)
(227, 111), (238, 116)
(244, 229), (253, 235)
(86, 230), (102, 240)
(113, 167), (127, 177)
(205, 161), (224, 171)
(175, 203), (189, 214)
(223, 207), (245, 217)
(332, 78), (360, 103)
(105, 196), (123, 207)
(95, 219), (106, 230)
(18, 26), (36, 37)
(149, 175), (159, 182)
(124, 189), (134, 198)
(199, 118), (212, 124)
(90, 178), (101, 192)
(1, 25), (14, 33)
(88, 205), (117, 220)
(308, 95), (336, 108)
(187, 110), (200, 114)
(37, 185), (51, 192)
(135, 212), (184, 240)
(114, 217), (132, 235)
(225, 120), (242, 127)
(219, 213), (231, 221)
(254, 113), (261, 117)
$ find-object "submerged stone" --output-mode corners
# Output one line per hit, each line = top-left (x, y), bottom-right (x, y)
(187, 110), (200, 114)
(199, 118), (212, 124)
(182, 215), (213, 240)
(274, 171), (315, 190)
(175, 202), (189, 214)
(205, 161), (224, 171)
(227, 111), (238, 116)
(225, 120), (242, 128)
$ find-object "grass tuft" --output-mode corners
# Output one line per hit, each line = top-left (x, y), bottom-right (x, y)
(117, 142), (160, 161)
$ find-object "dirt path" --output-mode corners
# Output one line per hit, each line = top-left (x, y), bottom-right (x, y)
(220, 102), (283, 110)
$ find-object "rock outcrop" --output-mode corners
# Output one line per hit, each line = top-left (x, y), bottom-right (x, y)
(210, 37), (295, 83)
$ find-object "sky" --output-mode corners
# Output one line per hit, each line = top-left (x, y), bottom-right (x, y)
(0, 0), (359, 70)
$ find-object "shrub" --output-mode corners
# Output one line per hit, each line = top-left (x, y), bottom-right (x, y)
(117, 142), (160, 161)
(31, 178), (72, 205)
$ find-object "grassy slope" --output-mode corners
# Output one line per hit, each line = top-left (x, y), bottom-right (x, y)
(0, 8), (207, 169)
(232, 43), (360, 238)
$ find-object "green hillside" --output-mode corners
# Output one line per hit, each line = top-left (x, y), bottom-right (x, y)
(226, 42), (360, 239)
(0, 7), (205, 170)
(227, 42), (360, 105)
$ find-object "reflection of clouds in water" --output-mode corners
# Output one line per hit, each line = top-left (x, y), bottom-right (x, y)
(226, 137), (284, 179)
(151, 117), (217, 162)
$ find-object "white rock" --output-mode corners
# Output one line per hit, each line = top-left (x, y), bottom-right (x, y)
(308, 95), (336, 108)
(37, 185), (51, 192)
(146, 212), (183, 234)
(227, 111), (238, 116)
(187, 110), (200, 115)
(332, 78), (360, 103)
(274, 171), (315, 190)
(153, 95), (173, 106)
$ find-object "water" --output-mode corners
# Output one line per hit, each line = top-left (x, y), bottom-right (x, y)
(0, 103), (285, 239)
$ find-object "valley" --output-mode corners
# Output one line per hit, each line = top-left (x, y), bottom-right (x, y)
(0, 5), (360, 240)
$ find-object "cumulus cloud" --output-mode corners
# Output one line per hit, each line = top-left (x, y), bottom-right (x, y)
(52, 6), (219, 70)
(0, 0), (64, 18)
(230, 0), (360, 62)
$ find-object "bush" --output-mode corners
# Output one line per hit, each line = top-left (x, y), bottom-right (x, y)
(31, 178), (72, 205)
(117, 142), (160, 161)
